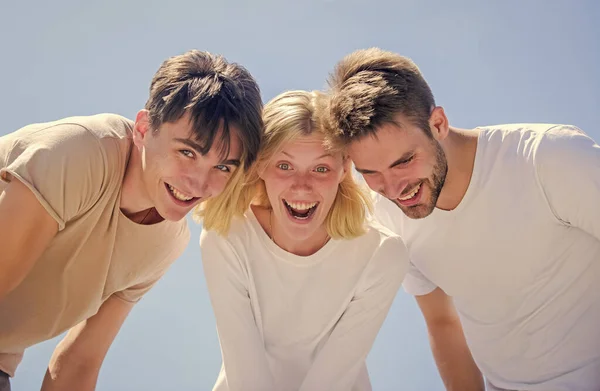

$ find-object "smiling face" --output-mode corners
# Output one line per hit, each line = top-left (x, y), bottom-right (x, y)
(260, 132), (347, 244)
(348, 114), (448, 219)
(134, 110), (242, 222)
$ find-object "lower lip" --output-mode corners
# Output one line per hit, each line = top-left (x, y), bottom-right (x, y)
(396, 184), (423, 207)
(282, 200), (317, 225)
(165, 183), (199, 207)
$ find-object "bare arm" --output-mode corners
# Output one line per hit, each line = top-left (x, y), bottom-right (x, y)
(0, 179), (58, 301)
(416, 288), (484, 391)
(41, 295), (134, 391)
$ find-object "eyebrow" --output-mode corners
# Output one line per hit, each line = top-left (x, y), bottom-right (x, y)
(175, 138), (240, 167)
(354, 151), (414, 174)
(281, 151), (334, 160)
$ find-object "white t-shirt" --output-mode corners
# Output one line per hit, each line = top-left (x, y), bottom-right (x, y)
(373, 124), (600, 391)
(199, 208), (408, 391)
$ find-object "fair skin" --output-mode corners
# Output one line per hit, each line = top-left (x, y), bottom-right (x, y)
(121, 110), (242, 223)
(347, 107), (484, 391)
(0, 109), (242, 390)
(254, 132), (348, 256)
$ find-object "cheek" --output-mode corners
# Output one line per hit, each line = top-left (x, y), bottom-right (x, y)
(363, 176), (379, 189)
(209, 172), (230, 191)
(418, 158), (437, 178)
(263, 175), (288, 199)
(156, 154), (183, 173)
(316, 176), (342, 201)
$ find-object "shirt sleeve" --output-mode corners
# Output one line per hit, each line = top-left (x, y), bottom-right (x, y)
(298, 235), (409, 391)
(0, 123), (111, 230)
(402, 262), (438, 296)
(534, 125), (600, 242)
(199, 229), (275, 391)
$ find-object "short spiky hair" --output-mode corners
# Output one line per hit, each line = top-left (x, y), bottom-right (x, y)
(327, 47), (435, 145)
(145, 49), (263, 170)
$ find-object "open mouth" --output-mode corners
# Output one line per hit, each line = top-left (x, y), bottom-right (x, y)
(396, 182), (422, 206)
(165, 183), (198, 204)
(283, 199), (319, 220)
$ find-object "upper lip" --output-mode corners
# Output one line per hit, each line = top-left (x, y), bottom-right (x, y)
(167, 183), (196, 199)
(398, 183), (421, 200)
(283, 199), (319, 208)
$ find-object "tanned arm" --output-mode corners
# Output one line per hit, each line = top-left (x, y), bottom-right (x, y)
(416, 288), (484, 391)
(41, 295), (134, 391)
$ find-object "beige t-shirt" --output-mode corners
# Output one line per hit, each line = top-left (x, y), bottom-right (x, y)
(0, 114), (190, 376)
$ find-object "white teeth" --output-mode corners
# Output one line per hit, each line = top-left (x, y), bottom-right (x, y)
(168, 185), (193, 202)
(398, 183), (421, 201)
(285, 200), (317, 210)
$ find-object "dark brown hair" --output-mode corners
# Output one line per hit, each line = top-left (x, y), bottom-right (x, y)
(145, 50), (263, 169)
(327, 47), (435, 145)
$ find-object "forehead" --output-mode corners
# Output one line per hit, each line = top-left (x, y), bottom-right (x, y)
(278, 133), (331, 156)
(163, 115), (243, 159)
(356, 114), (429, 148)
(347, 119), (427, 168)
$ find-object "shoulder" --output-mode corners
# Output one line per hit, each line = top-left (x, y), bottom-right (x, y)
(200, 212), (257, 257)
(533, 124), (595, 161)
(532, 124), (598, 189)
(472, 123), (583, 181)
(346, 221), (409, 292)
(476, 123), (565, 156)
(4, 114), (132, 166)
(359, 220), (410, 273)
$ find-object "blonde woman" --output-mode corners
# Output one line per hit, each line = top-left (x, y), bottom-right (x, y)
(197, 90), (409, 391)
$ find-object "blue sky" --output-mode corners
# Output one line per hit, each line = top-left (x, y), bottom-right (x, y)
(1, 0), (598, 390)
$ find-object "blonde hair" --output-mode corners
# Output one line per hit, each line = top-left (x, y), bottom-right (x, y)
(196, 90), (372, 238)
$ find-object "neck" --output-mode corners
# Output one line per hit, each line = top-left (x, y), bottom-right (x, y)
(435, 126), (479, 211)
(254, 205), (330, 257)
(120, 143), (154, 218)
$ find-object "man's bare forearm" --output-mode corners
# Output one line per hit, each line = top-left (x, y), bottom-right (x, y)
(40, 336), (101, 391)
(41, 353), (100, 391)
(429, 322), (484, 391)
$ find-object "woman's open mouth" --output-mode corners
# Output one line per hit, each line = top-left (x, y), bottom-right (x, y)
(282, 199), (319, 220)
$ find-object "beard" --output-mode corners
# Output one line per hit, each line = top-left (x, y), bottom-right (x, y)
(396, 141), (448, 219)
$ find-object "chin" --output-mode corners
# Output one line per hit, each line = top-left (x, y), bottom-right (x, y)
(401, 205), (435, 219)
(284, 221), (322, 241)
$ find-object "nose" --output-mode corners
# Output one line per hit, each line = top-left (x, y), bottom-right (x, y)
(291, 172), (313, 192)
(382, 173), (409, 200)
(187, 168), (210, 198)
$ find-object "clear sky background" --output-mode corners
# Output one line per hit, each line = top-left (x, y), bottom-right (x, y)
(1, 0), (598, 390)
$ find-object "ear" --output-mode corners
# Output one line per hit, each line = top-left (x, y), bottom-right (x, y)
(257, 162), (268, 181)
(339, 154), (352, 183)
(132, 110), (151, 148)
(428, 106), (449, 141)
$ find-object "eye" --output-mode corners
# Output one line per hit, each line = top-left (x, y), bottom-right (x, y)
(394, 155), (414, 168)
(315, 166), (329, 173)
(215, 165), (231, 172)
(277, 163), (290, 170)
(180, 149), (195, 158)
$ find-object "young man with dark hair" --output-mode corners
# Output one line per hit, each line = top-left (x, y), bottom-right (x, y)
(0, 49), (263, 391)
(326, 47), (600, 391)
